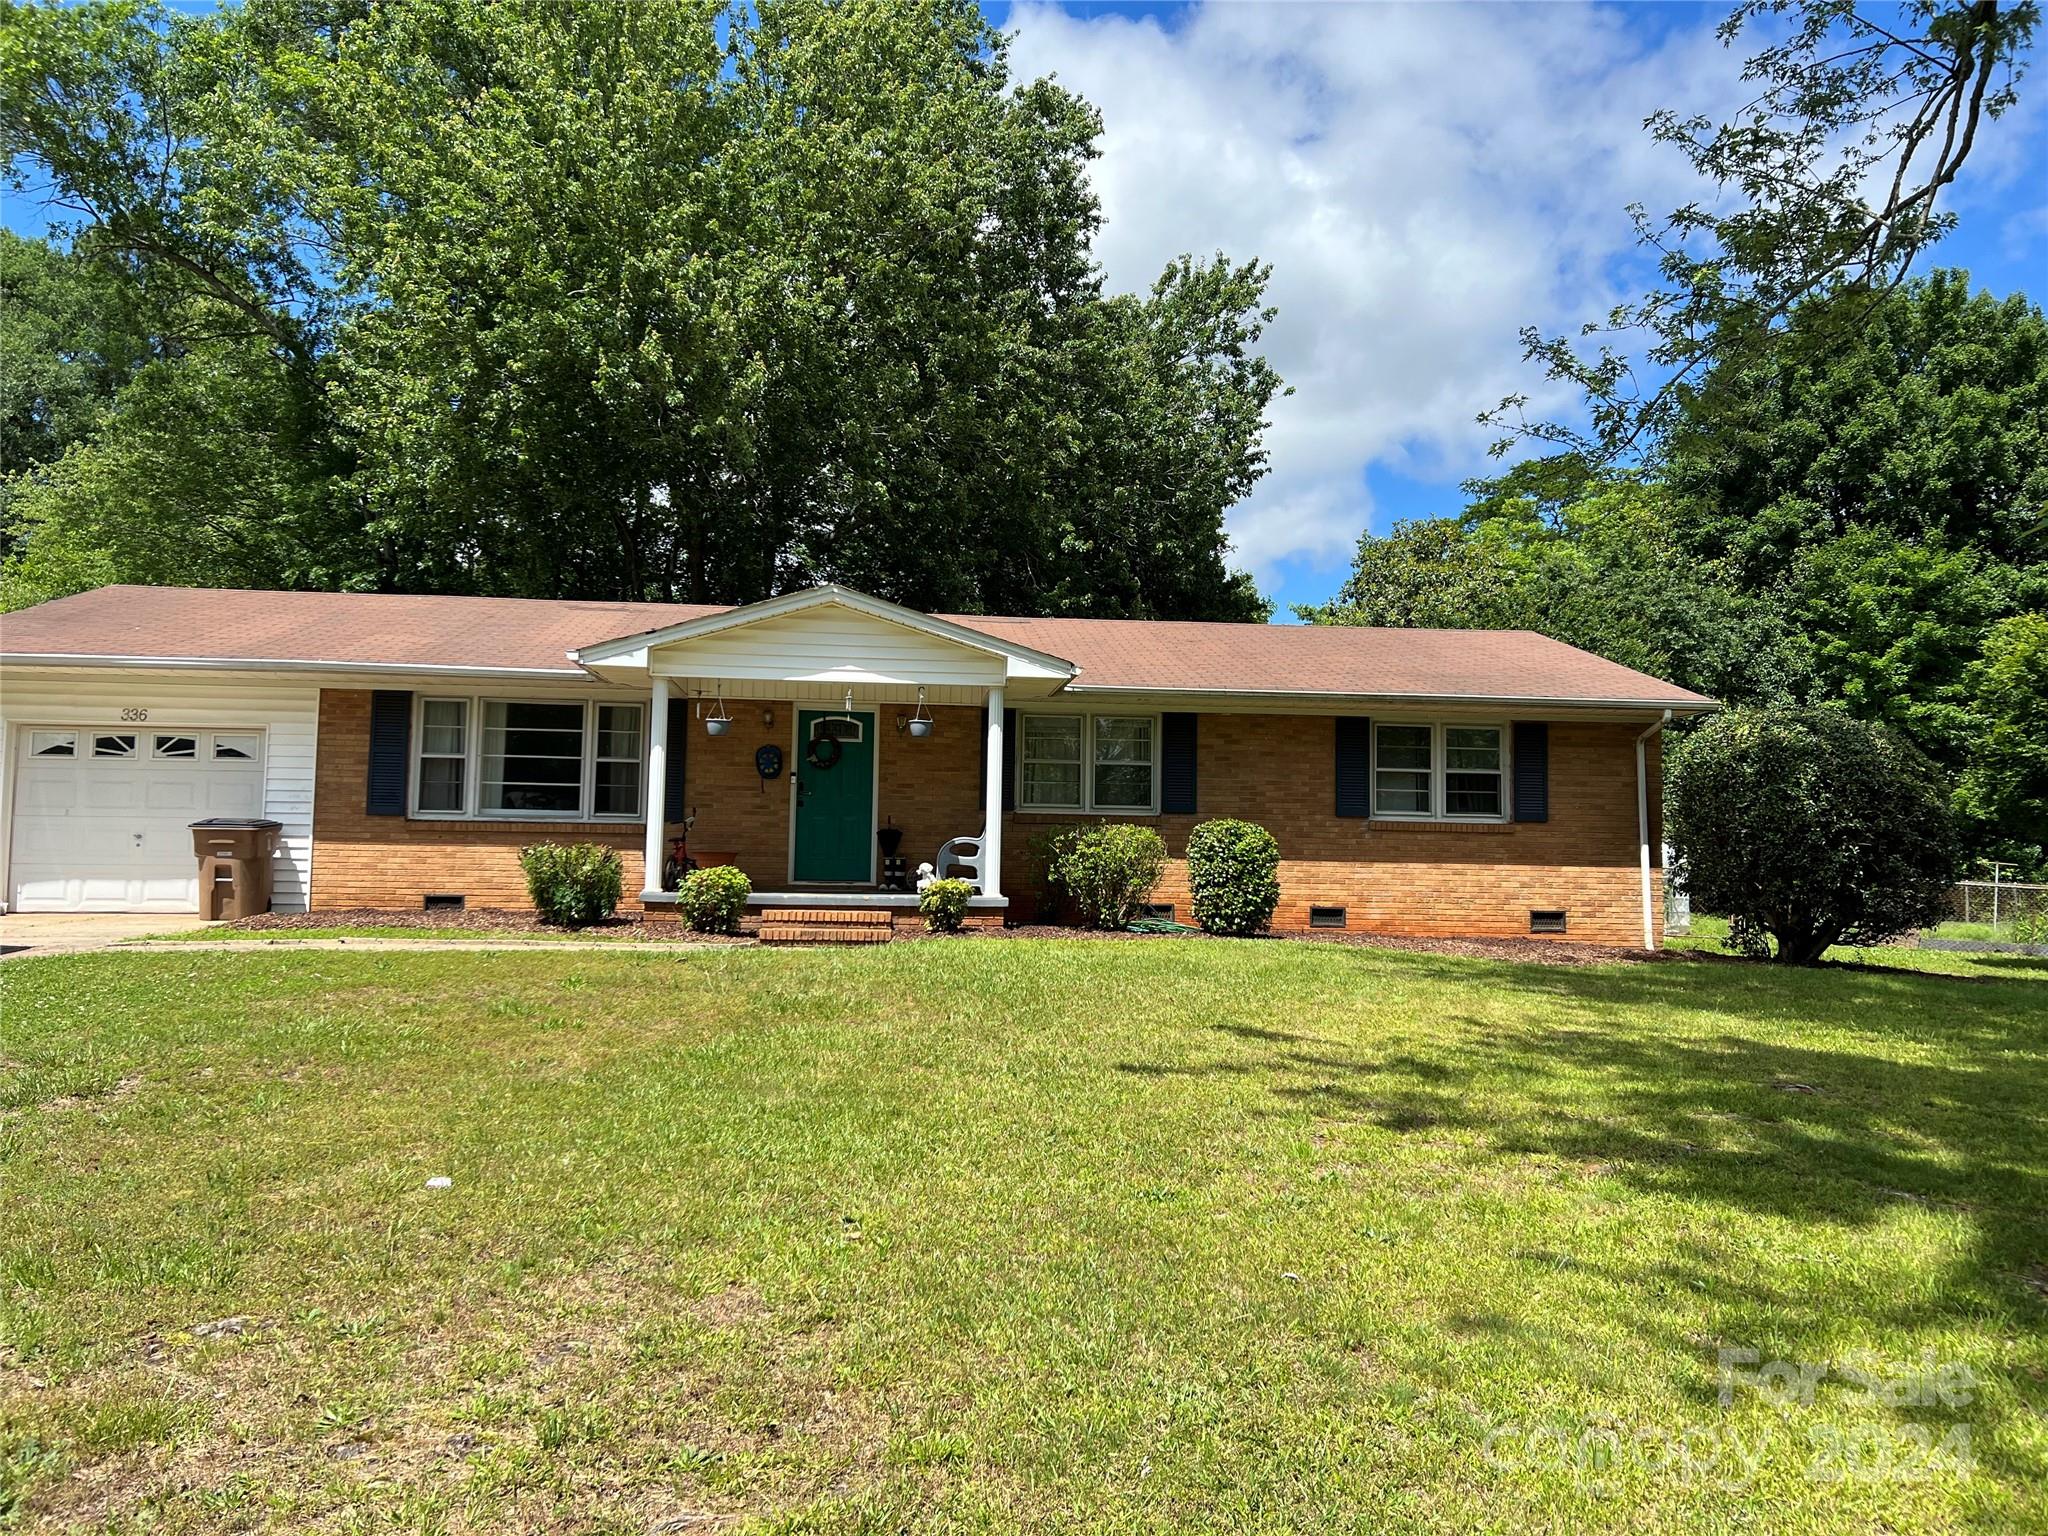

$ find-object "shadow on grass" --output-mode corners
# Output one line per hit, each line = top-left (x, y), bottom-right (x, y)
(1132, 952), (2047, 1491)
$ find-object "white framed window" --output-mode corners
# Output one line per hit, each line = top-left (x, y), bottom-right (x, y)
(29, 731), (76, 758)
(594, 704), (643, 818)
(152, 734), (198, 760)
(92, 733), (137, 758)
(811, 715), (863, 744)
(212, 733), (260, 761)
(1016, 712), (1160, 814)
(481, 700), (584, 815)
(1444, 726), (1505, 817)
(1371, 722), (1508, 822)
(1093, 716), (1155, 812)
(417, 700), (469, 814)
(1019, 714), (1084, 809)
(411, 696), (644, 821)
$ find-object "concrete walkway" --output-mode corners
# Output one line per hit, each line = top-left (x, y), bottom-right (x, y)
(0, 911), (214, 960)
(113, 937), (719, 955)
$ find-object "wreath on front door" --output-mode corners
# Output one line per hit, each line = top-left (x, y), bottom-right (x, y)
(806, 734), (843, 770)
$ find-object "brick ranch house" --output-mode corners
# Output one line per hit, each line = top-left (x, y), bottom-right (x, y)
(0, 583), (1716, 945)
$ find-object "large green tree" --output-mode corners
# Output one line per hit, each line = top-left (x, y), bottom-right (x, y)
(0, 0), (1279, 618)
(1310, 274), (2048, 865)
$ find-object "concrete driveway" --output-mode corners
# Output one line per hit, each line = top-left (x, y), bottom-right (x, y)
(0, 912), (215, 961)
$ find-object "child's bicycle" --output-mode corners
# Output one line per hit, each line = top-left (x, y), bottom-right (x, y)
(659, 809), (699, 890)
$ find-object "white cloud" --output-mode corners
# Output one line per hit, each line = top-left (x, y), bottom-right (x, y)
(1001, 0), (1738, 593)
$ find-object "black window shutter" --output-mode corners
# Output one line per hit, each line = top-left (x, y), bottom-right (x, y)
(1000, 708), (1017, 813)
(1161, 712), (1198, 814)
(366, 690), (412, 816)
(1512, 721), (1549, 823)
(665, 696), (688, 819)
(1335, 716), (1370, 818)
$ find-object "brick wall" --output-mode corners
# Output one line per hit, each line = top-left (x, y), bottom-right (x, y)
(998, 715), (1663, 947)
(312, 689), (1662, 944)
(310, 689), (647, 909)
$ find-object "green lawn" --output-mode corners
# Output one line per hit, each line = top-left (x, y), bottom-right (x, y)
(2, 943), (2043, 1533)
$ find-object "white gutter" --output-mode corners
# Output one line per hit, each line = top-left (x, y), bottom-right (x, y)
(1058, 683), (1719, 712)
(1636, 709), (1674, 950)
(0, 652), (589, 680)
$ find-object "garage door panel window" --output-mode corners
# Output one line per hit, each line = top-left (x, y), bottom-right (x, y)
(152, 734), (198, 760)
(212, 734), (259, 761)
(413, 697), (643, 821)
(1371, 722), (1508, 822)
(30, 731), (75, 758)
(93, 734), (136, 758)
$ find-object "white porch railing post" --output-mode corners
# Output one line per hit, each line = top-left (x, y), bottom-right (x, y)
(982, 687), (1004, 900)
(641, 676), (671, 900)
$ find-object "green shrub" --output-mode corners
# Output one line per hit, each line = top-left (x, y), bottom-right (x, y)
(919, 877), (973, 933)
(518, 842), (624, 927)
(678, 864), (751, 934)
(1666, 706), (1961, 963)
(1042, 823), (1167, 929)
(1186, 818), (1281, 935)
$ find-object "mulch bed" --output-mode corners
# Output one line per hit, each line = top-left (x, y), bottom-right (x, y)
(222, 908), (1662, 965)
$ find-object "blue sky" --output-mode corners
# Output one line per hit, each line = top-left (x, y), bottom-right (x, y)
(9, 2), (2043, 614)
(988, 1), (2048, 613)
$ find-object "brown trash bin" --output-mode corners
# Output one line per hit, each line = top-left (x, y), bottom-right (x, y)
(189, 819), (284, 919)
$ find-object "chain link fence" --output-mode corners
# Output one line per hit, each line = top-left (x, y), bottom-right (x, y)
(1945, 880), (2048, 939)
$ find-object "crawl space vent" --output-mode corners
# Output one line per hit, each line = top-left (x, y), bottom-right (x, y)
(1529, 910), (1568, 934)
(1309, 906), (1348, 929)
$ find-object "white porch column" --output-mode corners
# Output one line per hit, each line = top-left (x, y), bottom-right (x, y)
(982, 687), (1004, 899)
(641, 676), (672, 900)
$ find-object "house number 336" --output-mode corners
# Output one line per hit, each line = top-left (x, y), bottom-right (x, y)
(119, 707), (149, 722)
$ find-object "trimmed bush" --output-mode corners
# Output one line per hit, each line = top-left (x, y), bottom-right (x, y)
(1042, 823), (1167, 929)
(678, 864), (751, 934)
(518, 842), (624, 927)
(1666, 706), (1962, 963)
(919, 877), (973, 933)
(1187, 818), (1281, 935)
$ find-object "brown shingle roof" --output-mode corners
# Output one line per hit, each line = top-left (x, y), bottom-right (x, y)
(944, 613), (1714, 707)
(1, 585), (1714, 708)
(0, 586), (719, 674)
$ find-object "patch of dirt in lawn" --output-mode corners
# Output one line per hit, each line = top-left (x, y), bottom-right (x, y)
(16, 1261), (888, 1531)
(218, 906), (754, 941)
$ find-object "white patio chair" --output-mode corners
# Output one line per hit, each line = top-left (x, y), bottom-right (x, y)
(928, 833), (987, 894)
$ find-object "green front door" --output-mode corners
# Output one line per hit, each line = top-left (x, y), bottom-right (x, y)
(793, 709), (875, 883)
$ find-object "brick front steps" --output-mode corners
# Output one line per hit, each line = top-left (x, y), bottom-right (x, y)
(758, 908), (895, 946)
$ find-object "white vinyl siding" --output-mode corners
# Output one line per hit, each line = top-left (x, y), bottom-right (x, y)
(0, 667), (319, 912)
(1371, 722), (1508, 823)
(653, 606), (1009, 689)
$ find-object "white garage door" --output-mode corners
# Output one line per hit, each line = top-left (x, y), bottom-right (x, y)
(9, 727), (266, 913)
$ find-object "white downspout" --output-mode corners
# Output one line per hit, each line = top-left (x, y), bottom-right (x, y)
(1636, 709), (1673, 950)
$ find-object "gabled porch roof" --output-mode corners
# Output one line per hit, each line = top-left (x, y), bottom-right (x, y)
(573, 584), (1077, 702)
